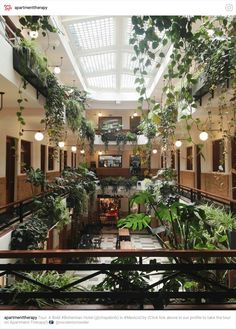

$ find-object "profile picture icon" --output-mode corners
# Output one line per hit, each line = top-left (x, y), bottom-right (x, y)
(49, 320), (54, 324)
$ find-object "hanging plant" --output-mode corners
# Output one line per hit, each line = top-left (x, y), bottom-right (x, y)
(130, 16), (236, 148)
(17, 16), (58, 37)
(43, 73), (65, 144)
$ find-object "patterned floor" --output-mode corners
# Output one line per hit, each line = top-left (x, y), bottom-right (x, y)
(77, 233), (168, 290)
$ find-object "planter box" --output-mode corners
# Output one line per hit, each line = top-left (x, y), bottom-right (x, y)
(13, 47), (48, 98)
(192, 73), (209, 99)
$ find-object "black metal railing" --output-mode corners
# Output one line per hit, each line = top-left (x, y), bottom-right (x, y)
(0, 191), (68, 231)
(0, 249), (236, 309)
(178, 184), (236, 215)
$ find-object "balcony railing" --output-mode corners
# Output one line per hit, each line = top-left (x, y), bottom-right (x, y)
(0, 249), (236, 309)
(178, 184), (236, 215)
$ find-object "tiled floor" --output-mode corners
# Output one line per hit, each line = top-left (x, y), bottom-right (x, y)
(77, 233), (168, 290)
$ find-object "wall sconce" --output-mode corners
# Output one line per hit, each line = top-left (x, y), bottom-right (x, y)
(199, 131), (209, 141)
(0, 92), (5, 110)
(98, 150), (103, 155)
(71, 146), (77, 152)
(29, 30), (39, 39)
(152, 149), (158, 154)
(49, 57), (63, 74)
(175, 140), (183, 148)
(133, 111), (138, 117)
(98, 112), (102, 117)
(80, 149), (85, 154)
(22, 129), (44, 141)
(58, 141), (65, 148)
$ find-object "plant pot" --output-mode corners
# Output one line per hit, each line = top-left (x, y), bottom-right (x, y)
(227, 230), (236, 249)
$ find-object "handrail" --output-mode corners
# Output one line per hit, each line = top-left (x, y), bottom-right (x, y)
(1, 248), (236, 258)
(0, 191), (46, 212)
(178, 183), (236, 205)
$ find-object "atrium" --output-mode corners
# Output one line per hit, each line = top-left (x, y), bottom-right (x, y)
(0, 15), (235, 309)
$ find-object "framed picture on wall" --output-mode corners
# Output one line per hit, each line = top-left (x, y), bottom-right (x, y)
(99, 117), (122, 131)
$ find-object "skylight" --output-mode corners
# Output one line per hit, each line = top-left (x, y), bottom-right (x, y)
(62, 16), (168, 100)
(121, 74), (150, 89)
(68, 17), (115, 50)
(80, 53), (116, 73)
(87, 75), (116, 89)
(123, 53), (156, 73)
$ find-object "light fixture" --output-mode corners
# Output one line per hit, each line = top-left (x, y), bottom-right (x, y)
(152, 149), (158, 154)
(199, 131), (209, 141)
(29, 30), (39, 39)
(175, 140), (182, 148)
(54, 66), (61, 74)
(0, 92), (5, 110)
(49, 57), (63, 75)
(22, 129), (44, 141)
(80, 149), (85, 154)
(133, 112), (138, 117)
(71, 146), (77, 152)
(98, 112), (102, 117)
(98, 150), (103, 155)
(58, 141), (65, 148)
(34, 131), (44, 141)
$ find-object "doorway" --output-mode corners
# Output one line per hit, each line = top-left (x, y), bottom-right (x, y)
(232, 137), (236, 199)
(6, 137), (16, 204)
(195, 144), (201, 190)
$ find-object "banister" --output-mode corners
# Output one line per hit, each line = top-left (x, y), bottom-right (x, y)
(178, 184), (236, 205)
(1, 248), (236, 258)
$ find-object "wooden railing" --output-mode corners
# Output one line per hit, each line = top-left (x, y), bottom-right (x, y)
(0, 249), (236, 309)
(178, 184), (236, 214)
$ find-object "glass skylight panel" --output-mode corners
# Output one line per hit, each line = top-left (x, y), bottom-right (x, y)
(87, 75), (116, 89)
(123, 53), (156, 73)
(68, 17), (114, 50)
(80, 53), (115, 73)
(121, 74), (150, 89)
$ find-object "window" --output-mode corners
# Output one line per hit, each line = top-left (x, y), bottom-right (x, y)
(130, 116), (141, 133)
(64, 151), (67, 168)
(98, 155), (122, 168)
(20, 140), (31, 173)
(186, 147), (193, 170)
(213, 139), (225, 172)
(48, 147), (54, 171)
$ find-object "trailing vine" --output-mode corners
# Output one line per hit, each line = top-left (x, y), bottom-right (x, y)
(130, 16), (236, 149)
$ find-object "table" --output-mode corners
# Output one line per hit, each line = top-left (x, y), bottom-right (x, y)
(120, 241), (133, 249)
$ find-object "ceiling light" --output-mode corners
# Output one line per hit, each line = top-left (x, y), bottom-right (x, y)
(175, 140), (182, 148)
(54, 66), (61, 74)
(29, 30), (39, 39)
(152, 149), (158, 154)
(199, 131), (209, 141)
(34, 132), (44, 141)
(58, 141), (65, 148)
(80, 149), (85, 154)
(71, 146), (77, 152)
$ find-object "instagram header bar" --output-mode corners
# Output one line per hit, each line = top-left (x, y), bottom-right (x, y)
(0, 0), (235, 15)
